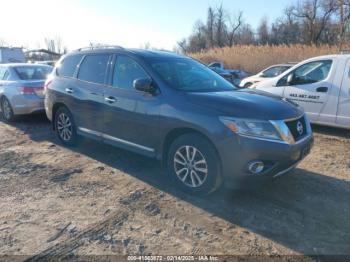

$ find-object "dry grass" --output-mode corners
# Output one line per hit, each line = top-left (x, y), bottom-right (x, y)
(190, 44), (349, 73)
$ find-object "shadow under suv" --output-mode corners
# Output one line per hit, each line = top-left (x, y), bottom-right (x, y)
(45, 46), (313, 195)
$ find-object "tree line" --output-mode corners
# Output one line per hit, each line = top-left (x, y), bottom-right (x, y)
(177, 0), (350, 53)
(0, 37), (67, 54)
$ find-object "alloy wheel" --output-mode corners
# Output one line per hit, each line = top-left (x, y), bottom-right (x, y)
(57, 113), (72, 141)
(173, 145), (208, 188)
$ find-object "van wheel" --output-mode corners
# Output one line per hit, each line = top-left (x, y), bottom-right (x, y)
(167, 134), (222, 196)
(1, 97), (15, 122)
(55, 107), (78, 146)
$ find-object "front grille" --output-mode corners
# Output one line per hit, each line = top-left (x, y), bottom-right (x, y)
(285, 116), (307, 142)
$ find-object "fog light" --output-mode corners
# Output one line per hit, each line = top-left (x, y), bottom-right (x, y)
(248, 161), (265, 175)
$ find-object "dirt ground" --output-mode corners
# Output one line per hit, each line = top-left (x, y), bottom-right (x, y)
(0, 114), (349, 260)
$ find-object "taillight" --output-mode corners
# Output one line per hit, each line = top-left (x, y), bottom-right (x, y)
(20, 87), (43, 95)
(44, 80), (52, 92)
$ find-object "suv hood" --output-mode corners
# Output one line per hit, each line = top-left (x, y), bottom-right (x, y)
(185, 89), (303, 120)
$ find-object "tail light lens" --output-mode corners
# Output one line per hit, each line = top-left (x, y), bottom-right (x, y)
(20, 87), (44, 97)
(20, 87), (36, 95)
(44, 80), (52, 93)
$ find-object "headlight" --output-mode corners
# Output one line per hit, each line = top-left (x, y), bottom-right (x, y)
(219, 117), (282, 141)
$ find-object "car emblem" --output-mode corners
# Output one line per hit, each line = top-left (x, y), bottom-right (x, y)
(296, 121), (304, 135)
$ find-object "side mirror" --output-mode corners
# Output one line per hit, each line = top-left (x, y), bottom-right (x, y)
(287, 74), (294, 85)
(133, 78), (154, 93)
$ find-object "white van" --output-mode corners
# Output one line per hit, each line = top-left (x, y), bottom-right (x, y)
(0, 47), (26, 63)
(255, 54), (350, 129)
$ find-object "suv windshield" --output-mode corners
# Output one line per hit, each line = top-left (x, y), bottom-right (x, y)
(149, 58), (235, 92)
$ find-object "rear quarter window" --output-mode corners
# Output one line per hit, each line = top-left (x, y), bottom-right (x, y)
(57, 54), (83, 78)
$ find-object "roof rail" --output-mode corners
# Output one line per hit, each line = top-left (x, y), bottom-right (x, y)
(75, 45), (124, 52)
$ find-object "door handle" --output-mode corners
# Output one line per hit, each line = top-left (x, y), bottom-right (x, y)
(65, 88), (74, 94)
(105, 96), (116, 103)
(316, 87), (328, 93)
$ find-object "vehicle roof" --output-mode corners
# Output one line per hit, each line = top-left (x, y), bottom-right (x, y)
(69, 47), (186, 59)
(305, 54), (350, 61)
(269, 63), (296, 67)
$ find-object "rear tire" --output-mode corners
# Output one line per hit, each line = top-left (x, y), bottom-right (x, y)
(54, 107), (78, 147)
(167, 134), (222, 196)
(244, 82), (253, 88)
(1, 97), (15, 122)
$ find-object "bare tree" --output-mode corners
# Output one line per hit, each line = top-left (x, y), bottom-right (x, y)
(178, 0), (343, 51)
(190, 20), (207, 52)
(215, 4), (227, 47)
(140, 42), (152, 50)
(0, 38), (7, 47)
(44, 37), (64, 54)
(236, 23), (255, 45)
(291, 0), (337, 44)
(337, 0), (350, 49)
(257, 16), (270, 44)
(206, 7), (216, 48)
(177, 38), (188, 53)
(226, 11), (243, 47)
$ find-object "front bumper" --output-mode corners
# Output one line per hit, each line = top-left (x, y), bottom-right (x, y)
(11, 95), (45, 115)
(216, 133), (314, 188)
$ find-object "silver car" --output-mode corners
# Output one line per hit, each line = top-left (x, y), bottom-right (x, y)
(0, 64), (52, 121)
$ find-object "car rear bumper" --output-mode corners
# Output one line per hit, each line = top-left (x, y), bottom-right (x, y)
(216, 133), (314, 188)
(11, 95), (45, 115)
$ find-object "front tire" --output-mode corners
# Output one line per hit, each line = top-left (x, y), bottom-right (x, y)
(167, 134), (222, 196)
(54, 107), (78, 146)
(244, 82), (253, 88)
(1, 97), (15, 122)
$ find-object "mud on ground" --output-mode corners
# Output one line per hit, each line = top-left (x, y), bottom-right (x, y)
(0, 115), (349, 260)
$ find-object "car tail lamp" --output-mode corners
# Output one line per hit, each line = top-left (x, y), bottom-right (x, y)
(20, 87), (44, 95)
(44, 80), (52, 93)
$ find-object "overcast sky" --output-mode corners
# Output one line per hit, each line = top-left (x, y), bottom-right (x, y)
(1, 0), (291, 51)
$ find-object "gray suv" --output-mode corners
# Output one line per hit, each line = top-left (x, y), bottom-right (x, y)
(45, 47), (313, 195)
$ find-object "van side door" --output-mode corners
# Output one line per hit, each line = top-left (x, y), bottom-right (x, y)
(280, 60), (334, 122)
(336, 58), (350, 128)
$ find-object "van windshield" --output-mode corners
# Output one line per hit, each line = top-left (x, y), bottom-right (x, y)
(149, 58), (236, 92)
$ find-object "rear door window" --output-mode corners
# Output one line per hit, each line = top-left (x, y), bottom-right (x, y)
(57, 54), (83, 78)
(78, 54), (110, 85)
